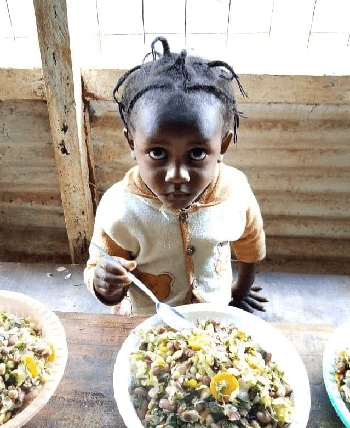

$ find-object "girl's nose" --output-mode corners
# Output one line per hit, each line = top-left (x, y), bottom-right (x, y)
(165, 163), (190, 183)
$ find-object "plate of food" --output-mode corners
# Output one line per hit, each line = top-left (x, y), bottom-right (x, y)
(114, 303), (310, 427)
(0, 290), (68, 427)
(323, 321), (350, 428)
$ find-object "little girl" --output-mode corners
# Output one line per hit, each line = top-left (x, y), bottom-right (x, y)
(84, 36), (267, 316)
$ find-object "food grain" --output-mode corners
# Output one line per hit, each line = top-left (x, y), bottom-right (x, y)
(129, 320), (294, 427)
(0, 312), (55, 425)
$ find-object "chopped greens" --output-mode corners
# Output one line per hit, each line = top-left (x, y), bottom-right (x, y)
(335, 348), (350, 409)
(0, 312), (55, 425)
(129, 320), (294, 427)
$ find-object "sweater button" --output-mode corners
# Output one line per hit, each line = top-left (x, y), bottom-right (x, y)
(186, 245), (195, 255)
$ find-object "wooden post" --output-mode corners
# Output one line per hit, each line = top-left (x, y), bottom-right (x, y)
(33, 0), (94, 263)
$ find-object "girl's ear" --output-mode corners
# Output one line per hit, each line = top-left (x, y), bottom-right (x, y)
(123, 128), (136, 160)
(221, 130), (233, 155)
(123, 128), (134, 150)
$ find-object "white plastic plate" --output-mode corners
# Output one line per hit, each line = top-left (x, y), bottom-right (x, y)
(323, 321), (350, 428)
(114, 303), (310, 428)
(0, 290), (68, 428)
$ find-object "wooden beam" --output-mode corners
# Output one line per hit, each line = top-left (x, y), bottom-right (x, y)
(0, 69), (46, 100)
(33, 0), (94, 263)
(3, 68), (349, 106)
(82, 69), (350, 105)
(83, 99), (98, 213)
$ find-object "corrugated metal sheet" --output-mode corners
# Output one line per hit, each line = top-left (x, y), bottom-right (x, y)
(0, 99), (70, 262)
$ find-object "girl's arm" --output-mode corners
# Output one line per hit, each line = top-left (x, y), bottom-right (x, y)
(84, 227), (137, 306)
(93, 255), (136, 306)
(229, 261), (268, 312)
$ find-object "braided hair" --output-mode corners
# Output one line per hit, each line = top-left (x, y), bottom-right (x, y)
(113, 36), (247, 144)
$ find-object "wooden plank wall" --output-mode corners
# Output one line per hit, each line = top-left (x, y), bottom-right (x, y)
(1, 69), (349, 273)
(83, 70), (350, 273)
(0, 70), (71, 262)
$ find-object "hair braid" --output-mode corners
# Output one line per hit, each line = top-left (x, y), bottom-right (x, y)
(113, 65), (142, 102)
(207, 60), (248, 97)
(128, 83), (173, 114)
(113, 36), (246, 143)
(151, 36), (171, 60)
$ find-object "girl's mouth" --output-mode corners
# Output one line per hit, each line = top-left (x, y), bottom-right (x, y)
(165, 192), (191, 199)
(163, 192), (194, 209)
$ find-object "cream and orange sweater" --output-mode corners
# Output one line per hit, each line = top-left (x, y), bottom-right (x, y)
(84, 163), (266, 316)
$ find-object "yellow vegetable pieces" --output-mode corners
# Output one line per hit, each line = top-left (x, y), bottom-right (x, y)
(155, 356), (166, 368)
(236, 331), (247, 340)
(48, 343), (56, 362)
(246, 356), (259, 370)
(210, 372), (239, 402)
(188, 336), (210, 351)
(24, 356), (39, 378)
(185, 379), (198, 388)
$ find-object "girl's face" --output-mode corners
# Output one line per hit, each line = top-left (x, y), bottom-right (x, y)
(125, 93), (233, 210)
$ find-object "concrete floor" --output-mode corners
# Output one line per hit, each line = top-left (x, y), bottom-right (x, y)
(1, 262), (350, 326)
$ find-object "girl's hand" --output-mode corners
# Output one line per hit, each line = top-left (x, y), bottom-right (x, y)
(93, 256), (137, 305)
(229, 284), (268, 313)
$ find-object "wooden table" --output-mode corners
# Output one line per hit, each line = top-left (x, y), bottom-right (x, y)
(23, 313), (342, 428)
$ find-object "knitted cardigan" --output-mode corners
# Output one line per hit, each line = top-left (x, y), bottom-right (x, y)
(84, 163), (266, 315)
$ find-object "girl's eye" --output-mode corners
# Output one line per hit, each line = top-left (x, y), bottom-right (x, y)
(189, 148), (206, 161)
(149, 148), (167, 160)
